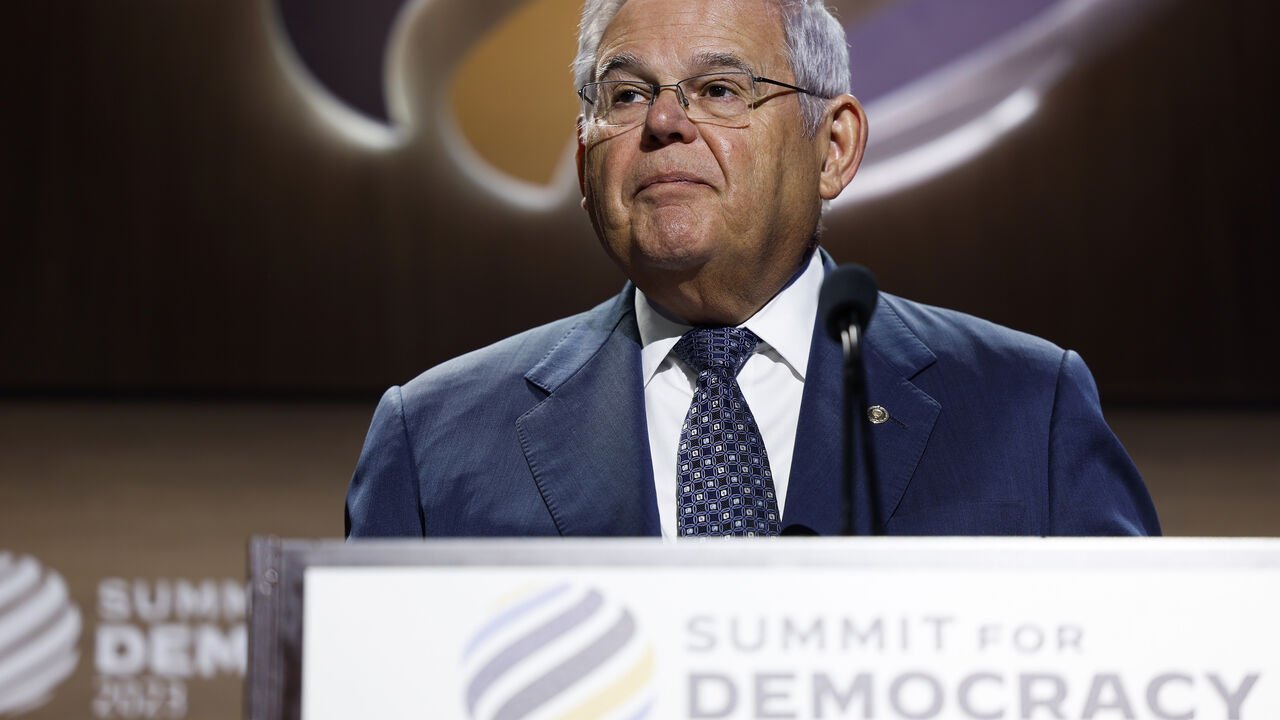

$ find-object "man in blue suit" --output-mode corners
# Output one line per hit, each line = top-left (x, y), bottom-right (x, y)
(346, 0), (1159, 538)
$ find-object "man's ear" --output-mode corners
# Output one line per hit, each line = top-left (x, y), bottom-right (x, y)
(576, 116), (587, 198)
(818, 95), (868, 200)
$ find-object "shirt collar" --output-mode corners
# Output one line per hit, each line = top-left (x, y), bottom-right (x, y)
(635, 250), (824, 384)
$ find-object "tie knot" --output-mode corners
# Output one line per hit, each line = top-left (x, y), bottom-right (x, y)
(673, 326), (761, 378)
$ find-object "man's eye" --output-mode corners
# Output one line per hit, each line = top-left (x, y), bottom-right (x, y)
(703, 83), (741, 99)
(612, 87), (648, 104)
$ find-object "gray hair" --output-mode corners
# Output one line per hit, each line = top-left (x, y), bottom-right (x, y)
(573, 0), (851, 137)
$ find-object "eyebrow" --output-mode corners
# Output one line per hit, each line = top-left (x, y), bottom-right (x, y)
(690, 51), (753, 75)
(596, 53), (642, 81)
(595, 51), (755, 81)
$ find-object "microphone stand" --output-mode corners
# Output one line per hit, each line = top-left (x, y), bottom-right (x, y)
(840, 322), (881, 535)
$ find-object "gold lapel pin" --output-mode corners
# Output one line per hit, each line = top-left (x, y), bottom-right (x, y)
(867, 405), (890, 424)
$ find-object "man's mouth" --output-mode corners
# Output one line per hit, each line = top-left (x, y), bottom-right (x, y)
(637, 172), (709, 193)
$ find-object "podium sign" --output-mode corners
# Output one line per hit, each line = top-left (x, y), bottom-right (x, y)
(247, 538), (1280, 720)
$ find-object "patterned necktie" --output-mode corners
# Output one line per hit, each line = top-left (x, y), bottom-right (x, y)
(672, 326), (781, 537)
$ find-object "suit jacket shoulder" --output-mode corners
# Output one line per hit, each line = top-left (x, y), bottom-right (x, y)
(346, 288), (658, 537)
(877, 293), (1067, 411)
(864, 294), (1160, 536)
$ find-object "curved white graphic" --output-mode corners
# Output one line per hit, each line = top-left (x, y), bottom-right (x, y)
(460, 584), (655, 720)
(0, 552), (82, 717)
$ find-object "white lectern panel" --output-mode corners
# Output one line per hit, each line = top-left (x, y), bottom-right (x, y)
(289, 538), (1279, 720)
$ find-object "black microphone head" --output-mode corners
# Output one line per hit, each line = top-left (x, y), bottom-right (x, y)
(819, 264), (879, 342)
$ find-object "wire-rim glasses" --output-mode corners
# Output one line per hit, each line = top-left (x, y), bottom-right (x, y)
(578, 72), (819, 131)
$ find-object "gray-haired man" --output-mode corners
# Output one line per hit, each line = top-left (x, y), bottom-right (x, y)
(346, 0), (1159, 539)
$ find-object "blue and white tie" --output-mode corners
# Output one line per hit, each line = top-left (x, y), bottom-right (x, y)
(673, 326), (781, 537)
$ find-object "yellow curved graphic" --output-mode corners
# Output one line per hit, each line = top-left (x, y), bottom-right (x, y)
(450, 0), (583, 185)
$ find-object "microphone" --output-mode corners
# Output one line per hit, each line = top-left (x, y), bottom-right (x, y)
(818, 264), (880, 536)
(819, 264), (879, 348)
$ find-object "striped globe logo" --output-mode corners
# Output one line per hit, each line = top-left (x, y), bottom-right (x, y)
(0, 552), (81, 716)
(460, 584), (654, 720)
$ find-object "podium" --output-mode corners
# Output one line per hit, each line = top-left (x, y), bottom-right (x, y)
(246, 537), (1280, 719)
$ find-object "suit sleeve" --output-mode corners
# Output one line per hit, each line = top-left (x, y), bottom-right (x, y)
(345, 386), (426, 538)
(1046, 350), (1161, 536)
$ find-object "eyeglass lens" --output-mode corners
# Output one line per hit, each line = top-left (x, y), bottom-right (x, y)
(582, 72), (754, 128)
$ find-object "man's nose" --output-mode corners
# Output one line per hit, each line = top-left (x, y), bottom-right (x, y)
(643, 86), (698, 146)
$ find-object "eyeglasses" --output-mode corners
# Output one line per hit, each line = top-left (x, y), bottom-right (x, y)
(577, 72), (819, 131)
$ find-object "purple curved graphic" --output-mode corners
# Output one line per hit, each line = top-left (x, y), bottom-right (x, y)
(849, 0), (1058, 102)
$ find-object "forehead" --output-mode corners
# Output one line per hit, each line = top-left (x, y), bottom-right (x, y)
(597, 0), (788, 77)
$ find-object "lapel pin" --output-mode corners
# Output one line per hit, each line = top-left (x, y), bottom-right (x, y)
(867, 405), (890, 424)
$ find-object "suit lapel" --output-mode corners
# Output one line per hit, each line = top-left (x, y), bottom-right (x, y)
(859, 305), (943, 531)
(782, 280), (942, 535)
(516, 289), (661, 536)
(782, 317), (845, 534)
(513, 272), (941, 537)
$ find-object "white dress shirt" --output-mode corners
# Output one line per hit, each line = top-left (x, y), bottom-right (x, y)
(635, 251), (824, 539)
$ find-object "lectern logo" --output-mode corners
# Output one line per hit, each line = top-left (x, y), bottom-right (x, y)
(460, 584), (654, 720)
(0, 552), (82, 716)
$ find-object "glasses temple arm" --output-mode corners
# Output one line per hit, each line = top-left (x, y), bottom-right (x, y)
(753, 76), (821, 97)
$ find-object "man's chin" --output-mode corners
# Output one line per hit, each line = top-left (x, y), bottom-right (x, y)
(625, 223), (720, 270)
(629, 242), (715, 278)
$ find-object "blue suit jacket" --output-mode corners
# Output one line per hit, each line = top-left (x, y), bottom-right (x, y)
(346, 275), (1160, 537)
